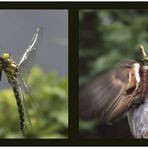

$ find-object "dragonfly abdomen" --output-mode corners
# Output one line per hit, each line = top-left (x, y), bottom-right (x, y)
(11, 79), (25, 135)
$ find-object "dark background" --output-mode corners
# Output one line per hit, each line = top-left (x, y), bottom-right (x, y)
(79, 9), (148, 138)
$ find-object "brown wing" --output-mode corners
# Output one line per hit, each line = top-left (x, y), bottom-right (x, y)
(79, 59), (138, 122)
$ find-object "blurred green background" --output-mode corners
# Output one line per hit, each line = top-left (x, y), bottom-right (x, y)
(0, 67), (68, 138)
(79, 9), (148, 138)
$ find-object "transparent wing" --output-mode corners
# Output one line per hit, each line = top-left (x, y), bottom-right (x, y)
(18, 71), (40, 114)
(18, 27), (43, 82)
(17, 70), (48, 126)
(18, 82), (34, 135)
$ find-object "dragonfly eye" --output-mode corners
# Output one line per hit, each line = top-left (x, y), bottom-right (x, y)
(1, 53), (10, 60)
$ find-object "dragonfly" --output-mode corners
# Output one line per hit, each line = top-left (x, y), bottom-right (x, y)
(79, 45), (148, 138)
(0, 27), (43, 136)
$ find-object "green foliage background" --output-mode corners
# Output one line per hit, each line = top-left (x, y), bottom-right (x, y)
(79, 9), (148, 138)
(0, 67), (68, 138)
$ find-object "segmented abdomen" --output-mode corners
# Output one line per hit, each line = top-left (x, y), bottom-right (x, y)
(11, 79), (25, 135)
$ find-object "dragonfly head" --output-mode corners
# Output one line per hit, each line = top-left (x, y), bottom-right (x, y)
(139, 44), (148, 65)
(0, 53), (11, 60)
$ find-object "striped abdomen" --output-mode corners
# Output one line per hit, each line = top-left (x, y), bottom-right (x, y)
(3, 59), (25, 135)
(11, 78), (25, 135)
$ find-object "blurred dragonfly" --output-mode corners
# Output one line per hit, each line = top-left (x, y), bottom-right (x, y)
(0, 27), (43, 136)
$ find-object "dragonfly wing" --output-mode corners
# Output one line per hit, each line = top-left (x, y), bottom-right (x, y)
(18, 84), (34, 135)
(17, 71), (41, 115)
(18, 27), (43, 82)
(79, 59), (138, 122)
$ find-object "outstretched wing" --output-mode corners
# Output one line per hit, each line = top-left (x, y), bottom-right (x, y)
(79, 59), (138, 122)
(18, 27), (43, 82)
(17, 79), (34, 135)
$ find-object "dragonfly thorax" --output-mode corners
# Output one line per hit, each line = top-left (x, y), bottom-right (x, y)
(0, 52), (18, 83)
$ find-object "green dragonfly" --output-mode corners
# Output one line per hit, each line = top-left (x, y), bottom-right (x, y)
(0, 28), (43, 135)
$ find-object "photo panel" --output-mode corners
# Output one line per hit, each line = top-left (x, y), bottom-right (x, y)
(79, 9), (148, 139)
(0, 9), (68, 139)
